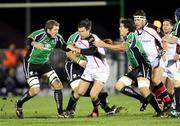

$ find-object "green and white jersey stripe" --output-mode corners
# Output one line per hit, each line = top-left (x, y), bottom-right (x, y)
(123, 32), (150, 69)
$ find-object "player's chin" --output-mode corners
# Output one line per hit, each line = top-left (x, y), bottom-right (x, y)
(51, 34), (57, 38)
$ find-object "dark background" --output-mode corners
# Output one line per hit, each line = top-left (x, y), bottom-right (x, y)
(0, 0), (180, 48)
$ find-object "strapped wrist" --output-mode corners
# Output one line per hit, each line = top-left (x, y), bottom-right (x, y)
(76, 58), (81, 64)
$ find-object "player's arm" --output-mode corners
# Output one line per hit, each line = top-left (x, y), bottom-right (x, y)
(93, 40), (128, 52)
(56, 34), (69, 52)
(162, 35), (179, 44)
(25, 38), (44, 50)
(67, 35), (97, 55)
(66, 51), (87, 68)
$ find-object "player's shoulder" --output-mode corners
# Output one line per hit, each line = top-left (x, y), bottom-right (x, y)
(28, 28), (45, 39)
(68, 31), (79, 39)
(91, 33), (100, 41)
(144, 23), (161, 33)
(32, 28), (45, 34)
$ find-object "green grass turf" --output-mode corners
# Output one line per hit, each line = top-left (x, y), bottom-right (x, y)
(0, 94), (179, 126)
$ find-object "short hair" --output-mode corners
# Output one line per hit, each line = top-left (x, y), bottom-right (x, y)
(78, 18), (92, 30)
(133, 10), (146, 17)
(45, 19), (59, 31)
(163, 19), (174, 26)
(120, 18), (136, 33)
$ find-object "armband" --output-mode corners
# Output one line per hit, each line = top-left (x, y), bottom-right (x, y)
(76, 58), (81, 64)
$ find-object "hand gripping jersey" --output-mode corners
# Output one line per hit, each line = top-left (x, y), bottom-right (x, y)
(25, 28), (66, 64)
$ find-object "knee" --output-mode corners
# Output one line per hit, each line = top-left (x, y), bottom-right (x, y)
(115, 76), (132, 91)
(29, 86), (40, 96)
(51, 80), (63, 90)
(114, 82), (125, 91)
(151, 77), (160, 85)
(90, 92), (98, 100)
(78, 89), (86, 96)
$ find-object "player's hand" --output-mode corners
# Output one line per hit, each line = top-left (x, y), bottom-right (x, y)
(103, 38), (113, 44)
(67, 45), (75, 50)
(78, 60), (87, 68)
(162, 35), (178, 43)
(174, 54), (180, 61)
(32, 42), (44, 50)
(128, 65), (132, 71)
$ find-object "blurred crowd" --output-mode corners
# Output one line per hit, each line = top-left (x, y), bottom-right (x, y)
(0, 43), (68, 96)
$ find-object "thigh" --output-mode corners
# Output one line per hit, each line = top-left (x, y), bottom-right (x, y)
(90, 80), (104, 97)
(152, 67), (163, 84)
(78, 79), (90, 95)
(117, 76), (133, 87)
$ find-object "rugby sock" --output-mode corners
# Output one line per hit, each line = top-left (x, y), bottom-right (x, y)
(98, 92), (111, 112)
(92, 98), (100, 113)
(121, 86), (147, 103)
(66, 94), (79, 111)
(17, 91), (33, 107)
(54, 90), (63, 114)
(175, 87), (180, 112)
(152, 82), (171, 103)
(69, 91), (77, 111)
(92, 98), (100, 107)
(146, 93), (162, 114)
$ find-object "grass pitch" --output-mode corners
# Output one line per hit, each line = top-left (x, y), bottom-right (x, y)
(0, 94), (179, 126)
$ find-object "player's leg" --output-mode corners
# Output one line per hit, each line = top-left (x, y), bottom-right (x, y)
(16, 62), (41, 119)
(66, 79), (90, 117)
(44, 69), (64, 118)
(137, 77), (163, 117)
(89, 80), (104, 117)
(64, 61), (84, 116)
(151, 67), (172, 113)
(121, 85), (148, 111)
(98, 91), (122, 115)
(173, 73), (180, 117)
(115, 75), (147, 109)
(65, 79), (80, 116)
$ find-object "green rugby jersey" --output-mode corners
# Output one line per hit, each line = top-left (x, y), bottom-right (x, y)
(26, 28), (66, 64)
(123, 32), (150, 69)
(67, 32), (79, 45)
(172, 20), (180, 37)
(67, 32), (86, 61)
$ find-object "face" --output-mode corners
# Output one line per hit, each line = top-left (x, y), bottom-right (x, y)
(119, 23), (129, 37)
(134, 18), (146, 30)
(162, 21), (173, 34)
(47, 25), (59, 38)
(78, 27), (90, 39)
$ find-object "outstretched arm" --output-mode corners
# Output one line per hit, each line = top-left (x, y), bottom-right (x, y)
(93, 40), (128, 52)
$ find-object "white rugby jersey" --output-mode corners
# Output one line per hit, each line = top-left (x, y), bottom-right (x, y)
(74, 33), (109, 68)
(136, 23), (164, 63)
(166, 33), (177, 60)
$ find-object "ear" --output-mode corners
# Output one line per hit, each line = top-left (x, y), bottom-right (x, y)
(46, 29), (50, 34)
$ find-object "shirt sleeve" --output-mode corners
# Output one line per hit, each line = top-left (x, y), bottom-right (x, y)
(56, 34), (67, 52)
